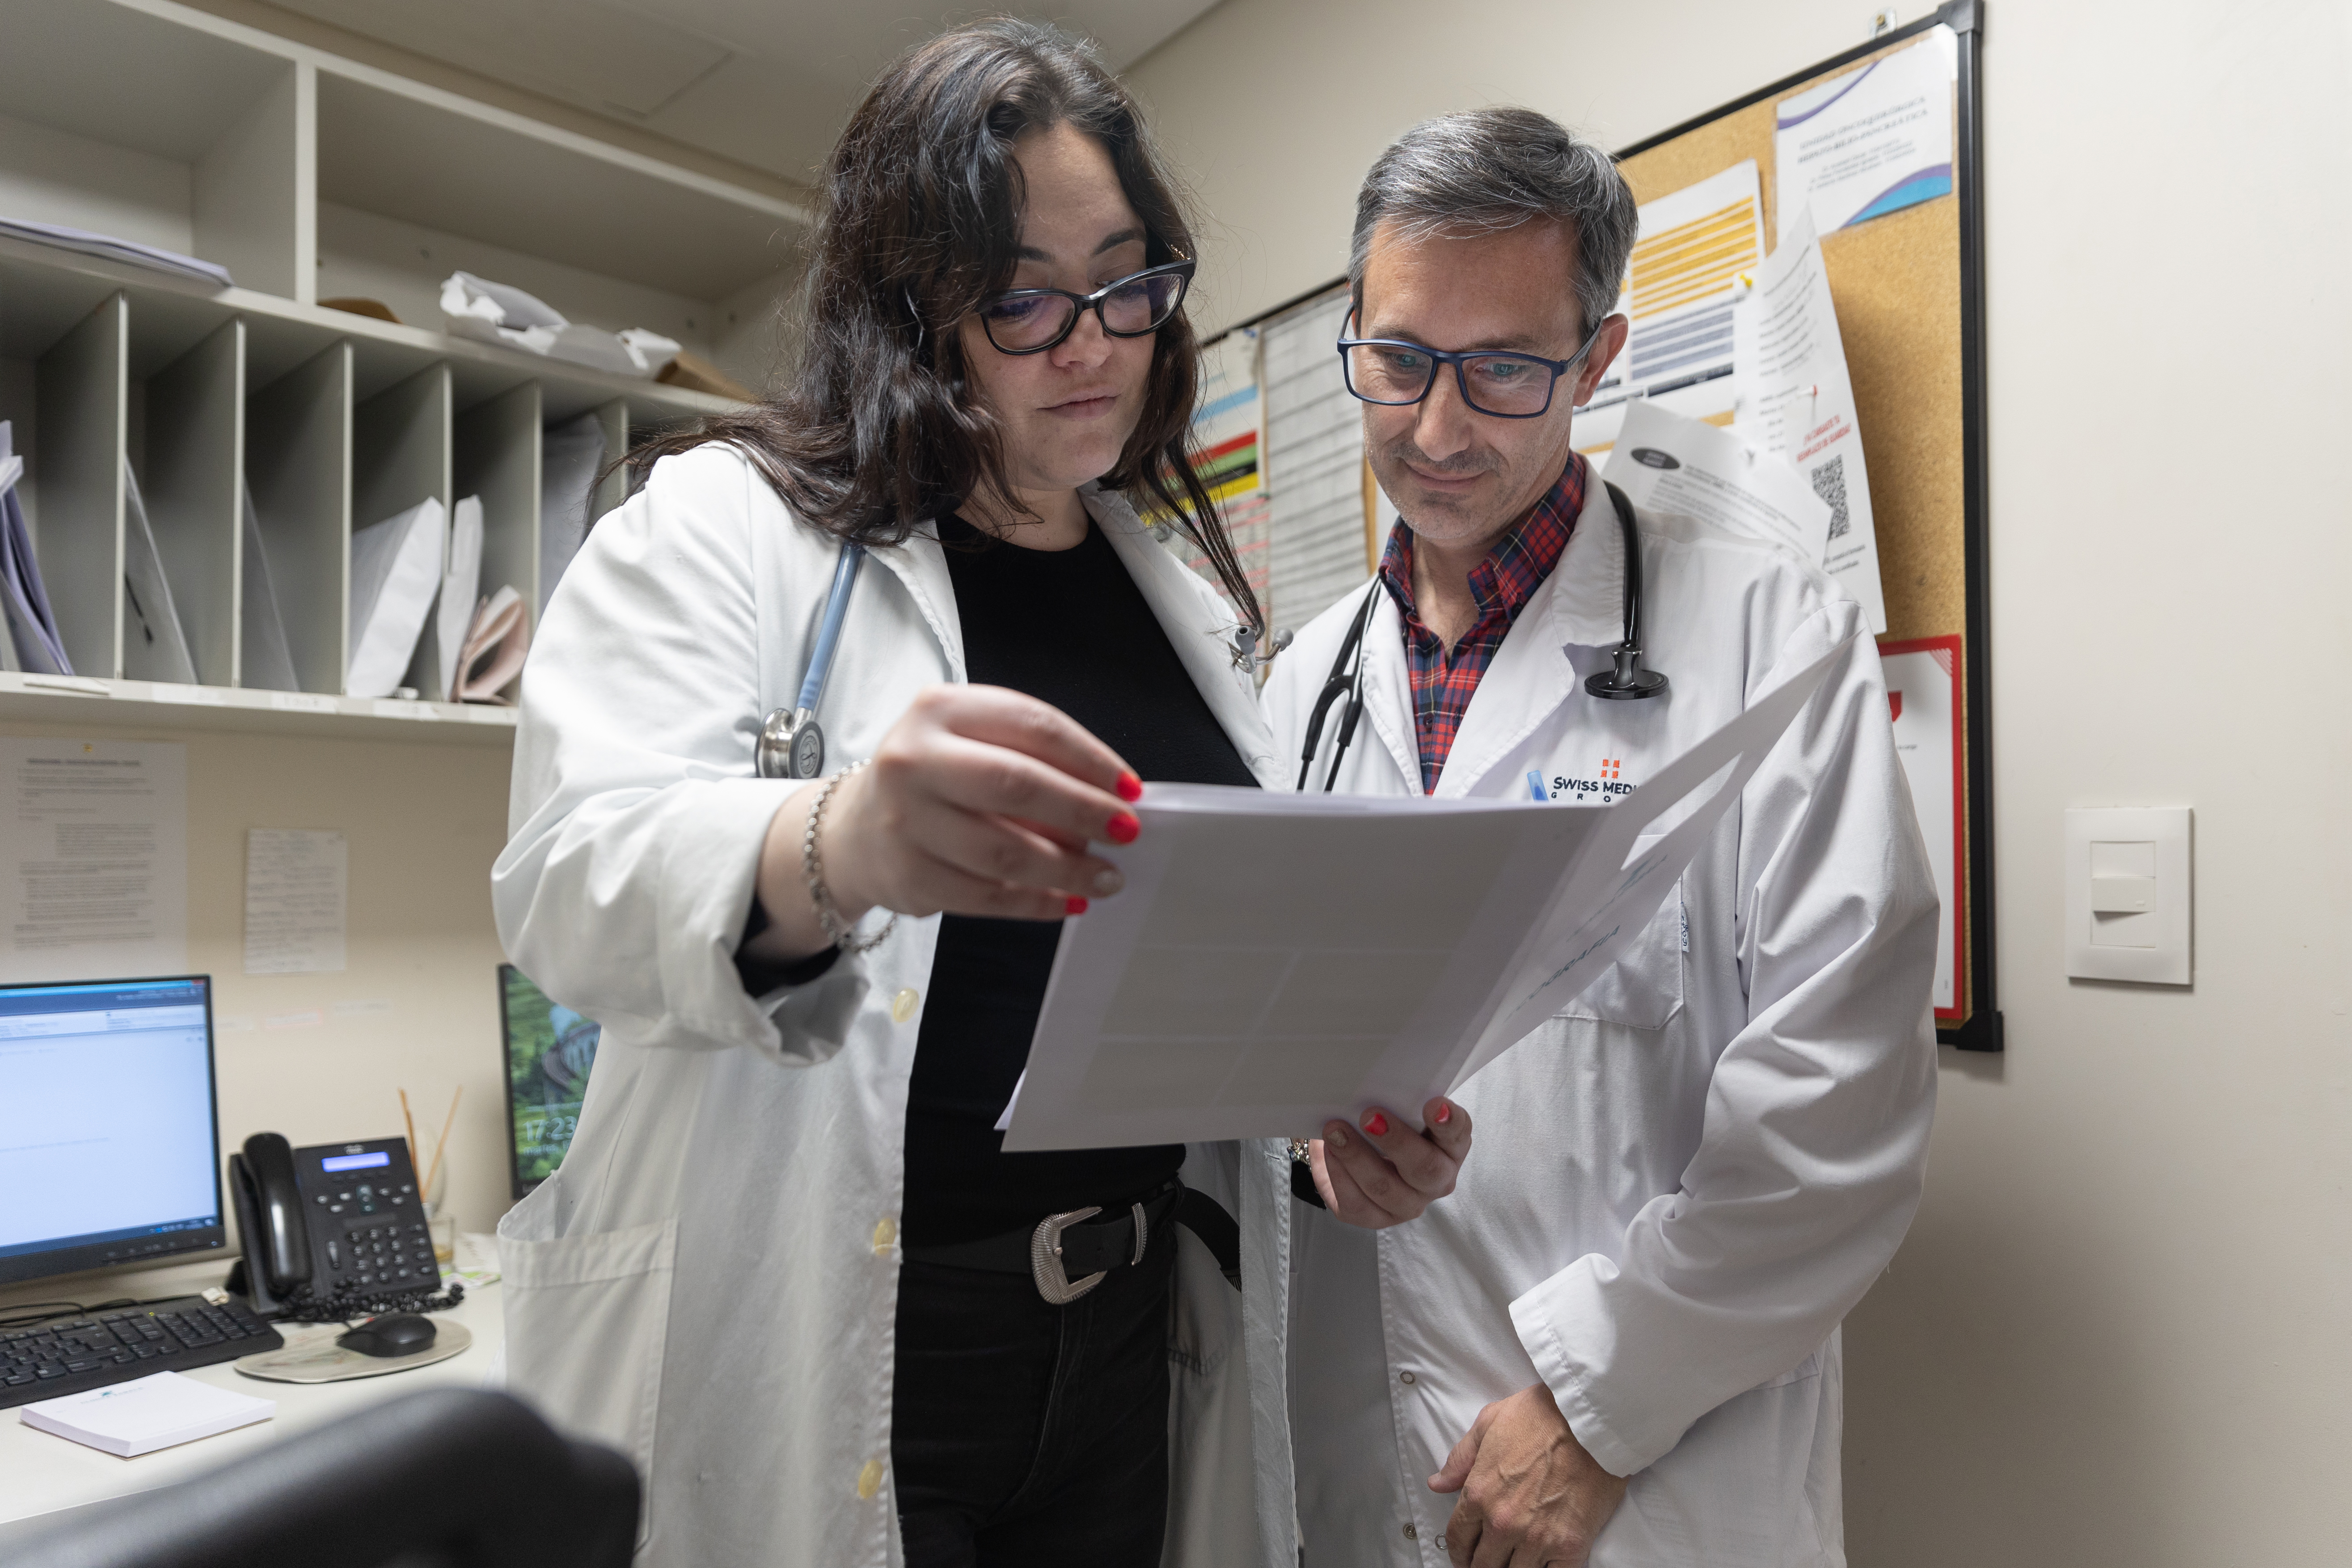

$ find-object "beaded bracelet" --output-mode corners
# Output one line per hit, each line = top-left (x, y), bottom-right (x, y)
(802, 760), (898, 954)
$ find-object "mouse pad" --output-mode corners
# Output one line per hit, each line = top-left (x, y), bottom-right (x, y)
(232, 1320), (472, 1383)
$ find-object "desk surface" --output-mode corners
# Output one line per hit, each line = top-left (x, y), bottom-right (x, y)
(0, 1258), (504, 1538)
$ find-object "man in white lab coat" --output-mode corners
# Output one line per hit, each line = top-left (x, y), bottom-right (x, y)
(1263, 109), (1940, 1568)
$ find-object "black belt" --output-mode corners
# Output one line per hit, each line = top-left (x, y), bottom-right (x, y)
(903, 1182), (1240, 1303)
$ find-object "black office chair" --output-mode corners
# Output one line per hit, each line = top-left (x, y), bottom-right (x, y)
(13, 1388), (638, 1568)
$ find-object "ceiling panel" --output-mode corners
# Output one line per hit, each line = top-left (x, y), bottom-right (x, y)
(270, 0), (1226, 179)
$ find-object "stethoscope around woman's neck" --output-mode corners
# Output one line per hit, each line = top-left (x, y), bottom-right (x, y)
(1293, 478), (1667, 792)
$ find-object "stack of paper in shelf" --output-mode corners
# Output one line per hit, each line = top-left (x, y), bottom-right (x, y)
(431, 493), (530, 703)
(440, 272), (679, 381)
(240, 482), (300, 691)
(0, 216), (234, 289)
(348, 497), (446, 699)
(451, 585), (530, 703)
(538, 411), (608, 615)
(0, 422), (70, 675)
(122, 457), (198, 685)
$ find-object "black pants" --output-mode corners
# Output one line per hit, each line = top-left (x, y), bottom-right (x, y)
(892, 1230), (1175, 1567)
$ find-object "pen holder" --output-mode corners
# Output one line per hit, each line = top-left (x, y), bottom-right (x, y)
(422, 1203), (457, 1266)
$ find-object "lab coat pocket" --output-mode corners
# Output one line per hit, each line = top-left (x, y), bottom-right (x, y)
(499, 1216), (677, 1549)
(1555, 841), (1686, 1031)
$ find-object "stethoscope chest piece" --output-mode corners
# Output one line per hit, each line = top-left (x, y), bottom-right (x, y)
(1585, 646), (1669, 701)
(756, 542), (867, 782)
(759, 708), (827, 779)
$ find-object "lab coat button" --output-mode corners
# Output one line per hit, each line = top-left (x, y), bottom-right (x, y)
(891, 988), (920, 1023)
(872, 1217), (897, 1255)
(1403, 1523), (1419, 1540)
(857, 1458), (884, 1500)
(1399, 1369), (1415, 1384)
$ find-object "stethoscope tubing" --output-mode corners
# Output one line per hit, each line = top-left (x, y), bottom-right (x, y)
(798, 544), (866, 715)
(1296, 481), (1665, 790)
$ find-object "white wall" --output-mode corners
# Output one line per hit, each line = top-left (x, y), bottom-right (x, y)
(1128, 1), (2352, 1562)
(0, 718), (517, 1275)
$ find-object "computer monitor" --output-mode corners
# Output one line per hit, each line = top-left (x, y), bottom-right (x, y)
(498, 965), (601, 1200)
(0, 976), (223, 1286)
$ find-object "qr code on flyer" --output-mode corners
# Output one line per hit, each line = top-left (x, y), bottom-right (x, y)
(1810, 454), (1850, 541)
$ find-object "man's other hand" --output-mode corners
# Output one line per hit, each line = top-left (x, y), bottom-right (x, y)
(1427, 1382), (1626, 1567)
(1310, 1097), (1471, 1228)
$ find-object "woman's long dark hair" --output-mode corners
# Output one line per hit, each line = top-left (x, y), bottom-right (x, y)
(631, 18), (1260, 633)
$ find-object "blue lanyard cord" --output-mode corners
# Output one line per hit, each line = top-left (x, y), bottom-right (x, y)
(797, 544), (865, 714)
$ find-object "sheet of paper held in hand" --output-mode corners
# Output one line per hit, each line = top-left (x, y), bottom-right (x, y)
(1001, 634), (1854, 1152)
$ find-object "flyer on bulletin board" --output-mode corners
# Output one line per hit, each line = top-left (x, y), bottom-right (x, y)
(1879, 635), (1963, 1022)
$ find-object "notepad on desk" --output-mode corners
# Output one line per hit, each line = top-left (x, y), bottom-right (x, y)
(18, 1371), (274, 1456)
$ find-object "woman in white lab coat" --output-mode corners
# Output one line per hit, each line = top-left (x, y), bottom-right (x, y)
(488, 21), (1456, 1568)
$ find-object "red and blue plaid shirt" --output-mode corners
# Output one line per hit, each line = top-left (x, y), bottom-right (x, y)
(1378, 452), (1586, 792)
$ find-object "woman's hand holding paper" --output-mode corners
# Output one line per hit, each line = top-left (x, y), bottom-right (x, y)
(749, 683), (1142, 961)
(1310, 1096), (1474, 1228)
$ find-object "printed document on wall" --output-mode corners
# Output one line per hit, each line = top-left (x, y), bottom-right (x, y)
(1774, 31), (1957, 242)
(1732, 210), (1888, 631)
(1575, 159), (1765, 464)
(1881, 637), (1963, 1019)
(1603, 400), (1833, 573)
(244, 829), (348, 975)
(0, 740), (187, 982)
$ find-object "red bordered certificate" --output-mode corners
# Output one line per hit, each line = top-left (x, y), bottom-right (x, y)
(1877, 634), (1964, 1023)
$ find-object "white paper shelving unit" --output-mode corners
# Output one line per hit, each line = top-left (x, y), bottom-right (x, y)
(0, 0), (796, 746)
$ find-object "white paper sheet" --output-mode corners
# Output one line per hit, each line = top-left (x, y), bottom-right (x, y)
(243, 828), (348, 976)
(348, 497), (446, 698)
(121, 459), (197, 685)
(1605, 400), (1834, 574)
(539, 413), (607, 616)
(1002, 636), (1852, 1151)
(0, 423), (71, 676)
(0, 739), (187, 983)
(438, 494), (484, 702)
(239, 482), (300, 692)
(1774, 32), (1957, 242)
(1731, 211), (1889, 632)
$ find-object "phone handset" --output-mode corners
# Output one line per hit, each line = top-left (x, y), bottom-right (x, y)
(227, 1131), (462, 1322)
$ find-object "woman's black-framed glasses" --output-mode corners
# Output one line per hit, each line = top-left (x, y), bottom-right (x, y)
(974, 259), (1196, 355)
(1336, 314), (1607, 419)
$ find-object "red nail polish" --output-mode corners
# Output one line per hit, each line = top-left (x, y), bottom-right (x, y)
(1065, 896), (1089, 915)
(1364, 1111), (1389, 1137)
(1115, 771), (1144, 803)
(1435, 1103), (1451, 1124)
(1106, 811), (1140, 845)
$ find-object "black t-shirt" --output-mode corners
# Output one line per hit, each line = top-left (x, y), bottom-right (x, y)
(900, 514), (1259, 1244)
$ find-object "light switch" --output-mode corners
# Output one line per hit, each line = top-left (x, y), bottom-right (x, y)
(2065, 807), (2191, 983)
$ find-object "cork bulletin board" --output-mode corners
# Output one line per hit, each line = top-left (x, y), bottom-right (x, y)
(1617, 0), (1997, 1047)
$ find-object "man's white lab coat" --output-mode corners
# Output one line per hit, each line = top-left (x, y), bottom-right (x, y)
(491, 444), (1299, 1568)
(1262, 478), (1939, 1568)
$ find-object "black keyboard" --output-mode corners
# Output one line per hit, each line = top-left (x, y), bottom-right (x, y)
(0, 1296), (283, 1410)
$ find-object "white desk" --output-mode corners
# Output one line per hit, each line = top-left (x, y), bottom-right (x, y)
(0, 1259), (503, 1546)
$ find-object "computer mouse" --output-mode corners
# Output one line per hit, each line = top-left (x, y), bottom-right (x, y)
(337, 1312), (438, 1357)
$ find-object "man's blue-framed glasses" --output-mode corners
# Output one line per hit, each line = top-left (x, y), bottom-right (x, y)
(1336, 313), (1607, 418)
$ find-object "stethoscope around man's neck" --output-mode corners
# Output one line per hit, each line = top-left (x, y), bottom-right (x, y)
(1293, 477), (1667, 792)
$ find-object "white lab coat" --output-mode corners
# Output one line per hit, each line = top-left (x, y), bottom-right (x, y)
(1262, 480), (1938, 1568)
(491, 444), (1299, 1568)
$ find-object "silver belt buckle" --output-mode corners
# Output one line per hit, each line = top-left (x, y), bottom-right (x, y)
(1030, 1202), (1150, 1305)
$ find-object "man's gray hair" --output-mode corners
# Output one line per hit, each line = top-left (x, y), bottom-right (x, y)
(1349, 108), (1639, 340)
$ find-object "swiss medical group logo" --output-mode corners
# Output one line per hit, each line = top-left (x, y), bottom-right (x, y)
(1544, 756), (1635, 803)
